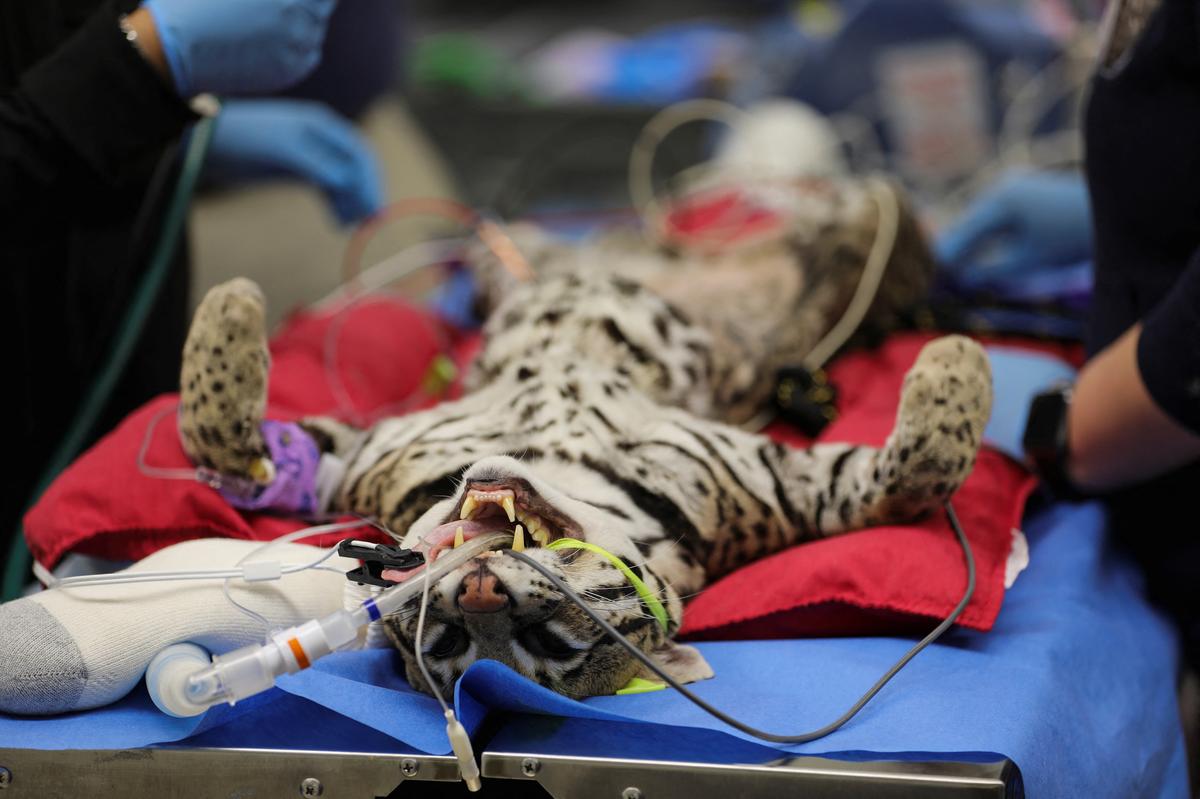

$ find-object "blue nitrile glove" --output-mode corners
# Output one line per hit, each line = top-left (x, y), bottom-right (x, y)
(205, 99), (384, 225)
(982, 346), (1077, 461)
(936, 170), (1093, 288)
(143, 0), (336, 97)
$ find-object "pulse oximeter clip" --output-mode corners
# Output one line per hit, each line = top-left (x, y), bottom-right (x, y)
(337, 541), (424, 587)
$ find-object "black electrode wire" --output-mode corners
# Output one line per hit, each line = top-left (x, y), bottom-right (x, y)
(503, 501), (975, 745)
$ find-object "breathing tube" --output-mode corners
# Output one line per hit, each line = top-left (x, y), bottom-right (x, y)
(149, 500), (972, 741)
(50, 500), (969, 793)
(154, 532), (510, 718)
(145, 532), (507, 792)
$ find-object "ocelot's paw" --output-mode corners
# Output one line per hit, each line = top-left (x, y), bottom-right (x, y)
(178, 278), (274, 483)
(873, 335), (993, 520)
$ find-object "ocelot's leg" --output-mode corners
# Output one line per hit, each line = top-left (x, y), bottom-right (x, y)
(773, 334), (993, 538)
(179, 278), (274, 483)
(623, 334), (992, 583)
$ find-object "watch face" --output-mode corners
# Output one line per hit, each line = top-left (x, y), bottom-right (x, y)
(1022, 390), (1069, 458)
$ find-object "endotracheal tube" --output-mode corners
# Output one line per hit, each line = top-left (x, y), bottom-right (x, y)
(169, 532), (511, 717)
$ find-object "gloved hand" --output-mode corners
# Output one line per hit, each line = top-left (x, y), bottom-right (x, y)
(143, 0), (336, 97)
(935, 170), (1093, 288)
(205, 99), (384, 225)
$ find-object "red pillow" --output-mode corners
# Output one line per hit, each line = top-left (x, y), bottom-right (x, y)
(679, 335), (1036, 638)
(26, 306), (1034, 636)
(23, 299), (464, 567)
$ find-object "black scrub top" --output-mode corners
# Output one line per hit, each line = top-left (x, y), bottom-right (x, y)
(1083, 0), (1200, 663)
(0, 0), (194, 556)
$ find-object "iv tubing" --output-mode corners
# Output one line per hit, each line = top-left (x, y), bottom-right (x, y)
(174, 532), (512, 715)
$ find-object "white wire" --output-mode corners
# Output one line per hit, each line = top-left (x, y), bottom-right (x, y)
(137, 405), (206, 481)
(219, 518), (370, 633)
(42, 520), (367, 593)
(628, 98), (747, 244)
(312, 237), (466, 311)
(415, 561), (453, 715)
(802, 177), (901, 371)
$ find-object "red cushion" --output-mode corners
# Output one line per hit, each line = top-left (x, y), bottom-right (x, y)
(25, 305), (1037, 636)
(23, 299), (463, 567)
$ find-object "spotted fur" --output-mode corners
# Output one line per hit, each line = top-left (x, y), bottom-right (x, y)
(179, 177), (992, 698)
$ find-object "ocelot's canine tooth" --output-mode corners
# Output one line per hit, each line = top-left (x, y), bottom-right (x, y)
(460, 497), (478, 520)
(512, 524), (526, 552)
(502, 496), (516, 523)
(532, 528), (550, 545)
(454, 526), (465, 548)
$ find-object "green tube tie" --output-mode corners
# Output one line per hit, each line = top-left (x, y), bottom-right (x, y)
(544, 537), (670, 633)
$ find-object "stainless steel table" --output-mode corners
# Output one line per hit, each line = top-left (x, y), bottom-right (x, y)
(0, 715), (1023, 798)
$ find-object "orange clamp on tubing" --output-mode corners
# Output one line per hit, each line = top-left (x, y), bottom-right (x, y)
(287, 638), (311, 670)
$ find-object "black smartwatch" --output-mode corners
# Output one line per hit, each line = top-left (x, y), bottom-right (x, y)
(1022, 383), (1086, 501)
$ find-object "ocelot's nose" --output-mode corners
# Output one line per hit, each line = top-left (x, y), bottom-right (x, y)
(458, 563), (510, 614)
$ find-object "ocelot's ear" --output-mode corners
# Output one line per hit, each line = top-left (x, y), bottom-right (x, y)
(638, 641), (714, 685)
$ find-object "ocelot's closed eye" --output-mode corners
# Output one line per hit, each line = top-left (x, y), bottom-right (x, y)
(517, 623), (577, 660)
(429, 625), (469, 658)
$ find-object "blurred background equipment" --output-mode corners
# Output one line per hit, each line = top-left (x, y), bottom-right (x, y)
(190, 0), (1103, 335)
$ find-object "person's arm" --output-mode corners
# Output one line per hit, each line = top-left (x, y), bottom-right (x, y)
(1067, 324), (1200, 491)
(1067, 251), (1200, 492)
(0, 1), (194, 223)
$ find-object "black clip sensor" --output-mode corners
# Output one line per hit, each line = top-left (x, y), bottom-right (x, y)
(338, 540), (425, 587)
(774, 365), (838, 437)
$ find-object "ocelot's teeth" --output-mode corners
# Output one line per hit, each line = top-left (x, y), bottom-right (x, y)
(454, 526), (465, 549)
(460, 497), (478, 520)
(512, 524), (526, 552)
(532, 528), (550, 546)
(502, 497), (516, 523)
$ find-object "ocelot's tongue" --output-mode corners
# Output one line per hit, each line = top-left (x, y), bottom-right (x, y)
(418, 518), (510, 555)
(381, 519), (511, 584)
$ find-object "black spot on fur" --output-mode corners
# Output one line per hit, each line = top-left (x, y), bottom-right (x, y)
(390, 473), (459, 524)
(838, 498), (852, 526)
(517, 366), (537, 381)
(665, 302), (691, 326)
(653, 314), (671, 342)
(611, 277), (640, 296)
(830, 447), (857, 484)
(520, 402), (545, 424)
(589, 406), (620, 435)
(758, 445), (809, 538)
(580, 454), (702, 559)
(601, 318), (656, 367)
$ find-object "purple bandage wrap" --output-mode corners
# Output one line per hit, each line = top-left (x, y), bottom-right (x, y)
(219, 420), (321, 515)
